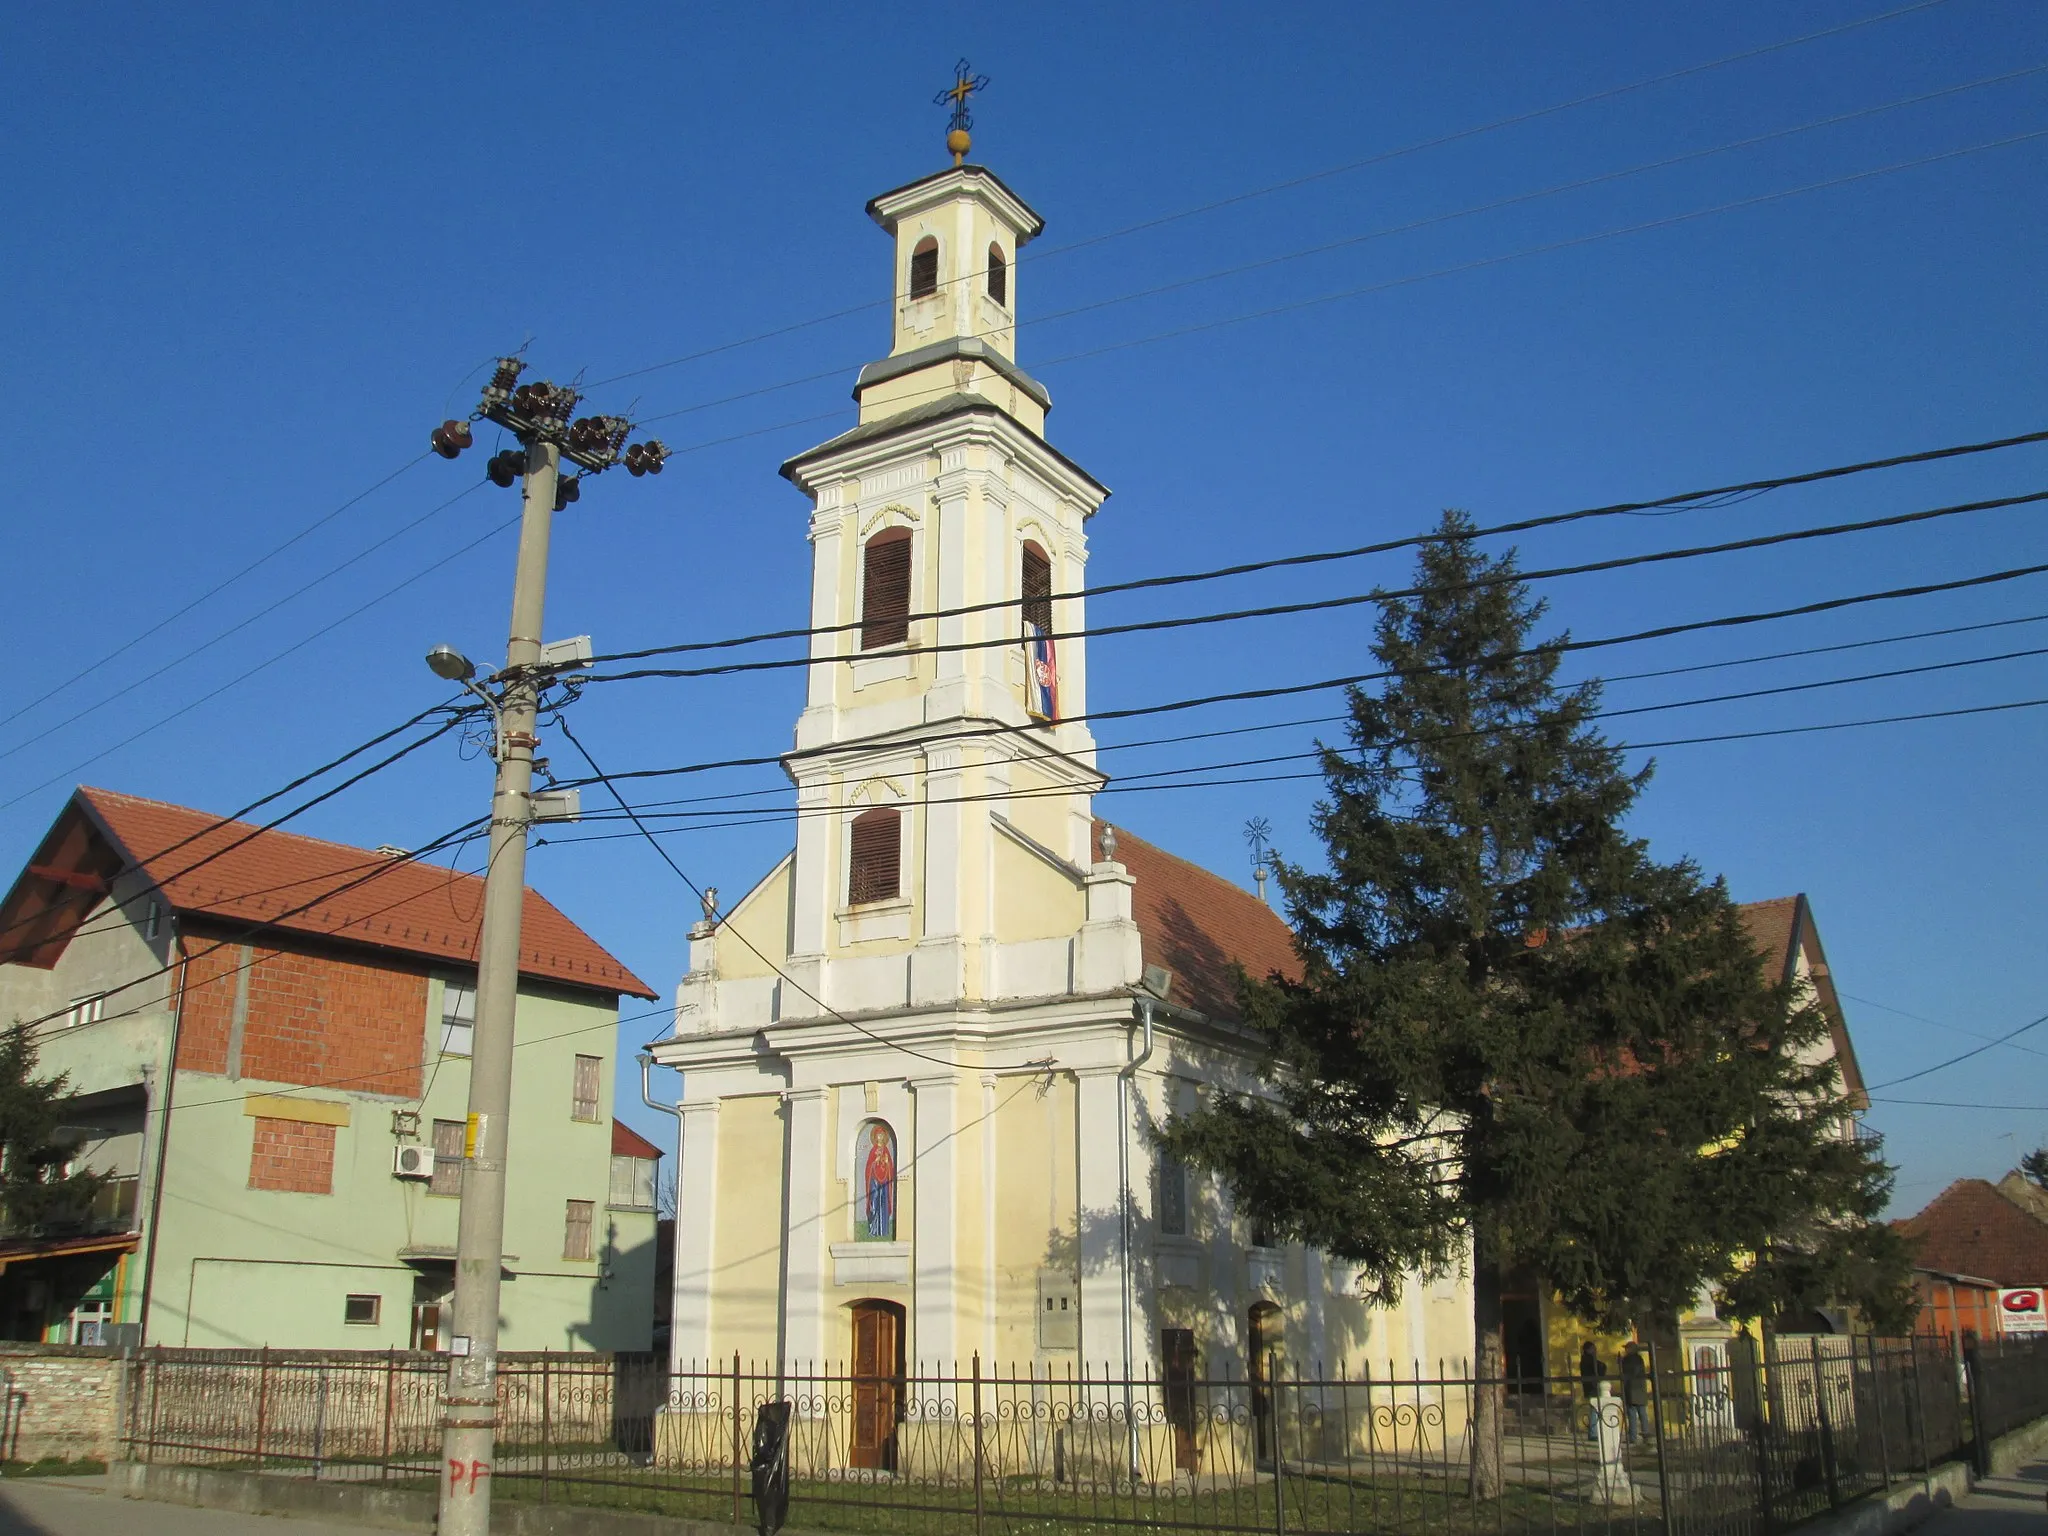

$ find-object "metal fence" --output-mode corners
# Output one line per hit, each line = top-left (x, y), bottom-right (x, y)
(122, 1334), (2048, 1536)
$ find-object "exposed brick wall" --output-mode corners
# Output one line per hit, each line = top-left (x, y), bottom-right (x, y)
(177, 925), (427, 1096)
(0, 1345), (124, 1461)
(247, 1117), (335, 1195)
(173, 935), (242, 1075)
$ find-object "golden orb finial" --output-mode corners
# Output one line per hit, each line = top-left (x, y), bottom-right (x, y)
(935, 60), (988, 166)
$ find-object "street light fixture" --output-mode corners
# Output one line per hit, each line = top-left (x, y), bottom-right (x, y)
(426, 645), (476, 683)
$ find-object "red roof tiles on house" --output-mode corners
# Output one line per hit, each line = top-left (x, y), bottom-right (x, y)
(612, 1120), (664, 1159)
(1894, 1178), (2048, 1287)
(1734, 893), (1865, 1103)
(1096, 820), (1300, 1021)
(0, 787), (654, 999)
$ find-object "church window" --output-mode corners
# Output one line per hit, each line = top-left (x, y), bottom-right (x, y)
(860, 529), (912, 649)
(908, 237), (939, 301)
(987, 244), (1007, 306)
(855, 1120), (897, 1241)
(1020, 541), (1052, 636)
(848, 806), (901, 905)
(1157, 1148), (1189, 1237)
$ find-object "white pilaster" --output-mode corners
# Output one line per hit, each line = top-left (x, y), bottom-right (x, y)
(908, 1073), (959, 1369)
(670, 1100), (721, 1373)
(781, 1087), (830, 1369)
(981, 1073), (998, 1363)
(1074, 1067), (1125, 1372)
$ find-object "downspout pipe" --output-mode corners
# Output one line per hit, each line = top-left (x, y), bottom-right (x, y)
(1116, 995), (1157, 1472)
(637, 1053), (684, 1372)
(637, 1051), (681, 1125)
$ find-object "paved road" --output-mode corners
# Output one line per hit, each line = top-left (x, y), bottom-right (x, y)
(0, 1476), (390, 1536)
(1915, 1459), (2048, 1536)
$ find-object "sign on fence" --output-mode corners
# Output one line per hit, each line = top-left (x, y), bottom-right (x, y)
(1998, 1287), (2046, 1335)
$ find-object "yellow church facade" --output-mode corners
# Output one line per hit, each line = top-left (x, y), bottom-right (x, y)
(647, 156), (1477, 1409)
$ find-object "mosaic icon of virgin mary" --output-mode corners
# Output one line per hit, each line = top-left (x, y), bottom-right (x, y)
(860, 1123), (896, 1241)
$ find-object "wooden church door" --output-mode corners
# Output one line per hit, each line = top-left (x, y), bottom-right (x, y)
(849, 1300), (903, 1471)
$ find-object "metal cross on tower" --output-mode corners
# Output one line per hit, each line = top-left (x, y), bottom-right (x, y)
(935, 58), (989, 164)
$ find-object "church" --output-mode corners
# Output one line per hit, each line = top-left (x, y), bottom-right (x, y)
(647, 138), (1477, 1431)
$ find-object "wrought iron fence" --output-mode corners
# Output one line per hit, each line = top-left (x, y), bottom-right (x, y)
(122, 1333), (2048, 1536)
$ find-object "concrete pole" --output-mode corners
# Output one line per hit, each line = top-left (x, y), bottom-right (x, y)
(437, 438), (558, 1536)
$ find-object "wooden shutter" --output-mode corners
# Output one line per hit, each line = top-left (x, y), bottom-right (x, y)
(861, 530), (912, 649)
(572, 1053), (601, 1122)
(848, 807), (901, 905)
(987, 244), (1007, 306)
(908, 239), (938, 301)
(430, 1118), (464, 1196)
(1021, 541), (1052, 635)
(564, 1199), (594, 1261)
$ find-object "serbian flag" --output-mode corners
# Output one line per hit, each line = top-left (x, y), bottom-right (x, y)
(1025, 621), (1058, 720)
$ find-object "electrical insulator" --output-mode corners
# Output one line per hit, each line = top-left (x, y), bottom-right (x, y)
(486, 449), (524, 488)
(489, 358), (524, 393)
(430, 420), (473, 459)
(641, 439), (667, 475)
(554, 475), (581, 512)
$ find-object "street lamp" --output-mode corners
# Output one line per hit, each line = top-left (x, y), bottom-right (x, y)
(426, 645), (476, 683)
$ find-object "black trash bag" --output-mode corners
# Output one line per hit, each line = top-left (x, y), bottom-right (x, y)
(750, 1400), (793, 1536)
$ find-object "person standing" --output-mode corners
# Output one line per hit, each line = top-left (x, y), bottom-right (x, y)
(1620, 1341), (1650, 1445)
(1580, 1341), (1605, 1443)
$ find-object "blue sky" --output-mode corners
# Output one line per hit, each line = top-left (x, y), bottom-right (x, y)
(4, 1), (2044, 1216)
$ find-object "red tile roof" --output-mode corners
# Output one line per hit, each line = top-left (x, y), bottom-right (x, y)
(1096, 820), (1300, 1021)
(1895, 1178), (2048, 1287)
(0, 787), (654, 999)
(612, 1119), (664, 1159)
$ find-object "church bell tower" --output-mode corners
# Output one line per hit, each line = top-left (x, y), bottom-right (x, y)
(765, 147), (1118, 1018)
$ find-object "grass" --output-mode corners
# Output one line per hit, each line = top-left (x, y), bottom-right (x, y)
(2, 1457), (107, 1478)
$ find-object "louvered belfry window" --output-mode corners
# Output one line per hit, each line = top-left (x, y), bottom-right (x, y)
(849, 806), (902, 905)
(987, 244), (1008, 306)
(909, 238), (939, 301)
(1021, 541), (1053, 636)
(861, 529), (913, 649)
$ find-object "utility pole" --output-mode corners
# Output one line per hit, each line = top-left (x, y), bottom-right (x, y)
(425, 358), (665, 1536)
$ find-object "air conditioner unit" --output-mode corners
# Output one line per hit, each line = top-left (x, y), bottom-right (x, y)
(393, 1145), (434, 1180)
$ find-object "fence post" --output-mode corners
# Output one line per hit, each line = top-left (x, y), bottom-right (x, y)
(1962, 1338), (1987, 1476)
(1270, 1349), (1286, 1536)
(1866, 1336), (1890, 1490)
(541, 1352), (553, 1504)
(972, 1353), (986, 1536)
(731, 1352), (743, 1527)
(253, 1345), (271, 1471)
(378, 1351), (393, 1482)
(1907, 1332), (1931, 1483)
(1809, 1338), (1840, 1508)
(1746, 1335), (1775, 1536)
(145, 1347), (161, 1465)
(1648, 1338), (1675, 1536)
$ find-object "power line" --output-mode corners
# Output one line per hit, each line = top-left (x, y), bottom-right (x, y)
(585, 427), (2048, 666)
(8, 454), (430, 726)
(1, 493), (513, 812)
(0, 703), (470, 954)
(552, 715), (964, 1072)
(587, 0), (1952, 392)
(1869, 1098), (2048, 1111)
(1, 477), (488, 764)
(1865, 1010), (2048, 1091)
(581, 488), (2048, 686)
(551, 557), (2048, 794)
(1839, 989), (2048, 1062)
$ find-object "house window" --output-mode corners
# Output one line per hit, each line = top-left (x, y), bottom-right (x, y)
(430, 1118), (464, 1197)
(67, 994), (106, 1028)
(143, 902), (161, 941)
(440, 982), (475, 1056)
(70, 1301), (112, 1346)
(609, 1154), (657, 1210)
(564, 1199), (595, 1261)
(908, 237), (938, 301)
(1157, 1148), (1189, 1237)
(987, 244), (1007, 306)
(572, 1055), (602, 1122)
(1250, 1218), (1278, 1249)
(860, 529), (912, 649)
(344, 1294), (381, 1326)
(848, 807), (902, 905)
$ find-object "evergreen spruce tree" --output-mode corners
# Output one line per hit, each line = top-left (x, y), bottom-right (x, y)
(1160, 513), (1909, 1497)
(0, 1024), (104, 1237)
